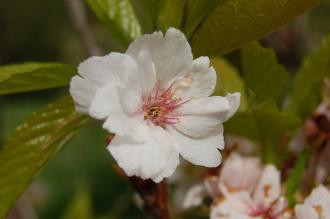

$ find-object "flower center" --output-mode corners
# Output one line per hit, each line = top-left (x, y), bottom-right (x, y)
(142, 81), (187, 127)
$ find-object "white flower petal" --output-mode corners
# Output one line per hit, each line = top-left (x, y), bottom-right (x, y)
(89, 84), (123, 120)
(173, 93), (240, 138)
(102, 114), (147, 141)
(152, 150), (180, 182)
(175, 56), (216, 99)
(295, 185), (330, 219)
(270, 197), (289, 218)
(182, 184), (206, 209)
(253, 165), (281, 206)
(174, 115), (222, 138)
(210, 192), (254, 219)
(69, 75), (97, 114)
(78, 52), (138, 86)
(70, 28), (242, 182)
(135, 50), (157, 96)
(169, 127), (223, 167)
(219, 153), (261, 193)
(126, 28), (193, 86)
(295, 205), (319, 219)
(304, 185), (330, 208)
(178, 93), (240, 122)
(108, 125), (175, 181)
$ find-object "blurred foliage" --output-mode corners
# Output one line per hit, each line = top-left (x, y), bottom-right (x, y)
(0, 0), (330, 218)
(0, 63), (76, 95)
(61, 186), (94, 219)
(157, 0), (186, 31)
(85, 0), (141, 47)
(284, 149), (310, 207)
(286, 35), (330, 119)
(0, 97), (88, 216)
(241, 42), (289, 106)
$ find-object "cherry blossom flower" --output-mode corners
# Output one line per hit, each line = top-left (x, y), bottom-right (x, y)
(183, 153), (262, 208)
(218, 153), (262, 193)
(210, 165), (292, 219)
(70, 28), (240, 182)
(295, 185), (330, 219)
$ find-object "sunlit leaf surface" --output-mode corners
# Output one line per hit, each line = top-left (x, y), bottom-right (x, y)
(191, 0), (320, 56)
(0, 63), (76, 95)
(130, 0), (161, 33)
(157, 0), (186, 31)
(85, 0), (141, 46)
(183, 0), (216, 38)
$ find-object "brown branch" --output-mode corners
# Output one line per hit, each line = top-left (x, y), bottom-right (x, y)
(64, 0), (102, 56)
(130, 177), (170, 219)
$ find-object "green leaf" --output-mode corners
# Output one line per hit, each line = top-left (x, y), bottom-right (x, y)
(157, 0), (187, 31)
(190, 0), (320, 56)
(225, 100), (301, 151)
(130, 0), (162, 33)
(252, 101), (301, 144)
(211, 57), (247, 110)
(62, 186), (93, 219)
(226, 101), (300, 162)
(241, 42), (288, 105)
(85, 0), (141, 46)
(287, 35), (330, 119)
(182, 0), (217, 38)
(0, 96), (88, 217)
(0, 63), (76, 95)
(285, 149), (310, 207)
(224, 111), (259, 141)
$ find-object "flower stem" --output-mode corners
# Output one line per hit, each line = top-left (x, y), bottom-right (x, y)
(130, 177), (170, 219)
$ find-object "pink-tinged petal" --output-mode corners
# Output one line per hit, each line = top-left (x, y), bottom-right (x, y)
(126, 28), (193, 86)
(178, 93), (240, 122)
(295, 185), (330, 219)
(253, 165), (281, 207)
(69, 75), (98, 114)
(108, 125), (176, 182)
(269, 197), (289, 218)
(169, 127), (223, 167)
(295, 205), (319, 219)
(204, 176), (221, 198)
(210, 192), (255, 219)
(219, 153), (262, 193)
(175, 56), (216, 99)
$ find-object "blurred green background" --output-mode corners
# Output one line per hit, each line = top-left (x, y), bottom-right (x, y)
(0, 0), (329, 218)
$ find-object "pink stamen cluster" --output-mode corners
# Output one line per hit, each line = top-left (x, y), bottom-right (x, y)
(142, 82), (187, 127)
(249, 207), (275, 219)
(248, 202), (288, 219)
